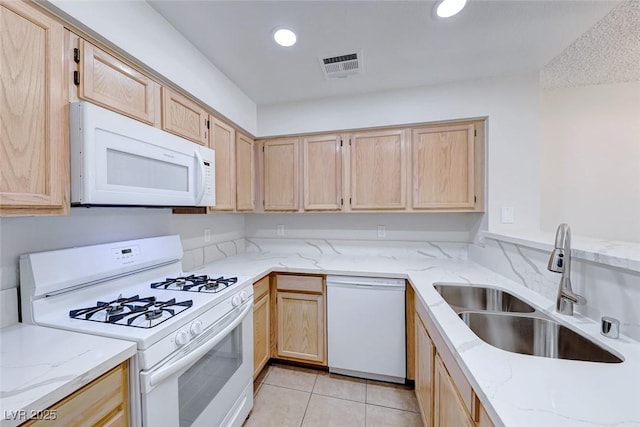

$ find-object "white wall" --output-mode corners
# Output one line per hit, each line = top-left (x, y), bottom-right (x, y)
(540, 83), (640, 242)
(47, 0), (257, 134)
(0, 209), (244, 291)
(258, 73), (541, 235)
(244, 212), (483, 242)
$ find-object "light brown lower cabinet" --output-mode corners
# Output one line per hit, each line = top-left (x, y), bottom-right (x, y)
(253, 276), (270, 379)
(22, 362), (128, 426)
(415, 315), (435, 427)
(415, 294), (495, 427)
(434, 354), (474, 427)
(274, 274), (326, 365)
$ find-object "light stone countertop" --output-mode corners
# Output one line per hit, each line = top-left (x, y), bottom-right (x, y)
(195, 246), (640, 427)
(0, 324), (136, 427)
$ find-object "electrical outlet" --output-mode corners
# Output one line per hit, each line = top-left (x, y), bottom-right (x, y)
(377, 225), (386, 238)
(276, 224), (285, 236)
(501, 207), (515, 224)
(204, 228), (212, 242)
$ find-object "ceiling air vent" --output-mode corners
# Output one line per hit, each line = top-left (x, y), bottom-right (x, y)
(319, 51), (362, 79)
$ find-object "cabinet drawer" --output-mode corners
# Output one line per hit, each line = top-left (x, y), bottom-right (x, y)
(23, 363), (128, 426)
(276, 274), (323, 293)
(253, 276), (270, 300)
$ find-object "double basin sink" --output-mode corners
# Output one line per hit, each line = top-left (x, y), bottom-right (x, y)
(434, 283), (622, 363)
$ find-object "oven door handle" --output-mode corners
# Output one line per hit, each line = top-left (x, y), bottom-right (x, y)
(142, 302), (251, 391)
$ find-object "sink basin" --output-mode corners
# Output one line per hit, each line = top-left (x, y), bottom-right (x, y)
(434, 284), (535, 313)
(459, 312), (623, 363)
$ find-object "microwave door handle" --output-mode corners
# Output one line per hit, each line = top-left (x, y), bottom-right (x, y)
(194, 149), (206, 205)
(145, 302), (251, 388)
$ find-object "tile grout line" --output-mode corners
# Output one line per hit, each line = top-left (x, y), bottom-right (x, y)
(299, 372), (318, 427)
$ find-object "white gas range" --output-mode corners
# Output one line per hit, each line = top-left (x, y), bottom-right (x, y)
(19, 235), (254, 427)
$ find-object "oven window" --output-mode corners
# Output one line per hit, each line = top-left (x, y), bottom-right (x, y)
(178, 324), (243, 427)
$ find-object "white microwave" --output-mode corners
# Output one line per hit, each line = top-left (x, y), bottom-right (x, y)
(70, 102), (215, 207)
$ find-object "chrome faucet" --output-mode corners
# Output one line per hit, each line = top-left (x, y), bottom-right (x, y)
(547, 224), (585, 315)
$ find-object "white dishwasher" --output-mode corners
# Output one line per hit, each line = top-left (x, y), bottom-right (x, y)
(327, 275), (406, 383)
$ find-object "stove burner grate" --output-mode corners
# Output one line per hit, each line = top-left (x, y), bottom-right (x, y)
(69, 295), (193, 328)
(151, 275), (238, 293)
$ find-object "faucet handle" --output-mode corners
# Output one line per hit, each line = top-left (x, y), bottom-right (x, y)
(601, 317), (620, 339)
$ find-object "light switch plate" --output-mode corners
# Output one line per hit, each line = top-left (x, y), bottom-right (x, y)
(501, 207), (515, 224)
(276, 224), (285, 236)
(377, 225), (386, 238)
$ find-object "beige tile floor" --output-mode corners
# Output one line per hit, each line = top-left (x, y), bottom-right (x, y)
(244, 363), (423, 427)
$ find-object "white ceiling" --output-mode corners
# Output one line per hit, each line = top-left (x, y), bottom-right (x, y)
(148, 1), (618, 105)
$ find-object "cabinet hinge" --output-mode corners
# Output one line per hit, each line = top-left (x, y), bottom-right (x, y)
(73, 71), (80, 86)
(73, 48), (80, 63)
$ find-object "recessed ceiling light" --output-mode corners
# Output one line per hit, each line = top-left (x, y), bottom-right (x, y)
(434, 0), (467, 18)
(273, 28), (297, 47)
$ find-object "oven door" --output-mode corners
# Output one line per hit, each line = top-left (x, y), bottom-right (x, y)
(140, 301), (253, 427)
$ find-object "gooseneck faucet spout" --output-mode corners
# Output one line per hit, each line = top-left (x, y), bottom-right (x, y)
(547, 224), (586, 315)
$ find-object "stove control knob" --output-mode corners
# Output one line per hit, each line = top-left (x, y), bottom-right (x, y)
(190, 321), (203, 336)
(232, 295), (241, 307)
(240, 291), (249, 302)
(175, 330), (189, 347)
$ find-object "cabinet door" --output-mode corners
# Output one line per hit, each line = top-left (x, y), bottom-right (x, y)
(276, 292), (325, 364)
(235, 132), (255, 211)
(434, 355), (473, 427)
(0, 2), (68, 216)
(263, 138), (299, 211)
(24, 363), (128, 426)
(209, 116), (235, 211)
(161, 87), (208, 145)
(79, 39), (159, 125)
(412, 125), (475, 209)
(350, 129), (407, 210)
(303, 134), (342, 211)
(253, 292), (270, 379)
(416, 316), (435, 427)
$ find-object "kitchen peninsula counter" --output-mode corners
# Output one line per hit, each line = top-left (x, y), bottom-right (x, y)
(196, 239), (640, 427)
(0, 323), (135, 427)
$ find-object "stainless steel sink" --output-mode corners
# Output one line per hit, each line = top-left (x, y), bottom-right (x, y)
(434, 283), (535, 313)
(459, 311), (623, 363)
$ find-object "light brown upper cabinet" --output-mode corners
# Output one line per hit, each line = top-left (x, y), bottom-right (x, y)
(235, 132), (255, 211)
(0, 2), (69, 217)
(263, 138), (299, 211)
(349, 129), (407, 210)
(78, 39), (160, 126)
(412, 124), (475, 209)
(302, 134), (342, 211)
(161, 87), (208, 145)
(209, 116), (235, 211)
